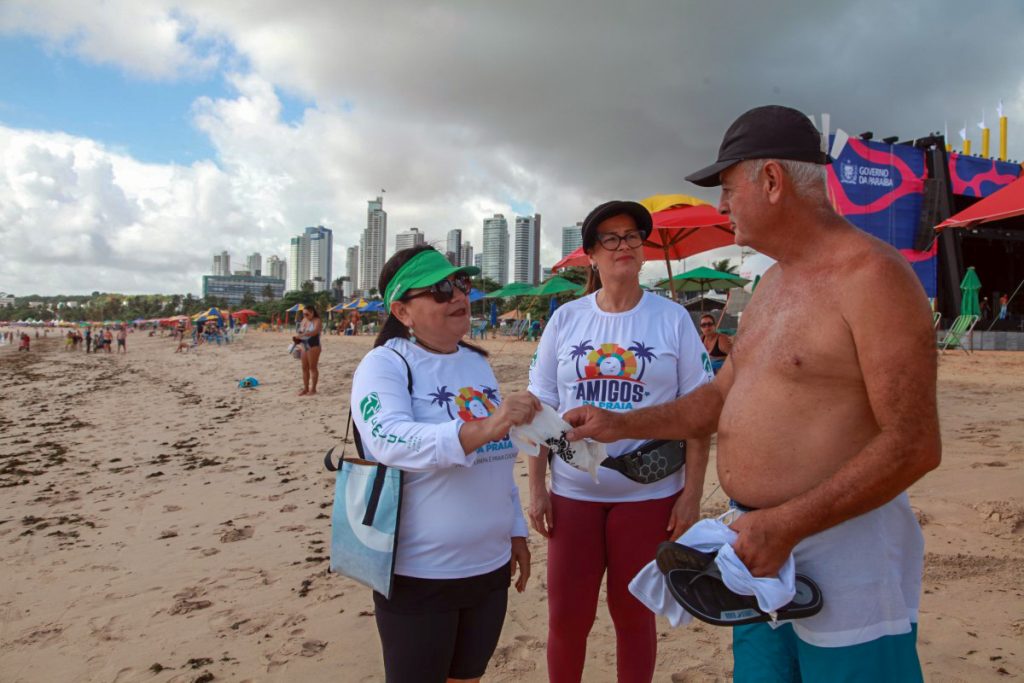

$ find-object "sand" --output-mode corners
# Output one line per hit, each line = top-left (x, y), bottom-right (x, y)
(0, 328), (1021, 682)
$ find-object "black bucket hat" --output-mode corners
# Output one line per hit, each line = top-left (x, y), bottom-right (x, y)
(580, 200), (653, 251)
(686, 105), (831, 188)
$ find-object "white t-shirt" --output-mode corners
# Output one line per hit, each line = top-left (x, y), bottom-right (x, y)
(528, 291), (713, 502)
(350, 338), (528, 580)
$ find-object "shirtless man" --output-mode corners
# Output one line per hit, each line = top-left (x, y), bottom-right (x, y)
(565, 105), (940, 682)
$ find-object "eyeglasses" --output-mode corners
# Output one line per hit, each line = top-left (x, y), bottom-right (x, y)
(596, 231), (644, 250)
(405, 274), (472, 304)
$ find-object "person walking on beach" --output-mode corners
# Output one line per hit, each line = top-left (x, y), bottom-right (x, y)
(527, 201), (712, 683)
(999, 292), (1009, 320)
(116, 326), (127, 354)
(293, 305), (322, 396)
(565, 105), (941, 682)
(103, 328), (114, 354)
(351, 245), (538, 683)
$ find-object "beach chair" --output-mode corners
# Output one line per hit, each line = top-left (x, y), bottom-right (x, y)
(470, 320), (488, 340)
(938, 314), (979, 355)
(932, 312), (942, 330)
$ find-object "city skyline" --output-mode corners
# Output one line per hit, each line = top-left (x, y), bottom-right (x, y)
(5, 2), (1018, 295)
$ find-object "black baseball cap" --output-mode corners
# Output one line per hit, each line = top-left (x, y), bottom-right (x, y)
(686, 105), (831, 187)
(580, 200), (653, 251)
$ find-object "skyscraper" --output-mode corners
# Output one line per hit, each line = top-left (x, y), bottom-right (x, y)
(288, 235), (309, 292)
(306, 226), (333, 292)
(360, 196), (387, 293)
(482, 214), (509, 285)
(395, 227), (425, 253)
(474, 253), (483, 270)
(267, 255), (287, 282)
(460, 242), (474, 271)
(246, 252), (262, 276)
(212, 251), (230, 276)
(346, 246), (359, 297)
(446, 229), (463, 266)
(513, 214), (542, 284)
(562, 223), (584, 257)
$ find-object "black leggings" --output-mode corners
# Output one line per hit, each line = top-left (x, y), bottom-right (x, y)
(373, 564), (510, 682)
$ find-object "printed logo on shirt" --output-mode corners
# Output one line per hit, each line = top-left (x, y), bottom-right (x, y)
(571, 339), (657, 410)
(429, 384), (500, 421)
(360, 392), (382, 421)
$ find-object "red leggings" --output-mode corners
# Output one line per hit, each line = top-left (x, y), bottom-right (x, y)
(546, 492), (677, 683)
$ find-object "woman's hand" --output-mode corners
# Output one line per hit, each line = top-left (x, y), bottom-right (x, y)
(528, 487), (554, 538)
(666, 490), (701, 541)
(510, 536), (531, 592)
(489, 391), (541, 441)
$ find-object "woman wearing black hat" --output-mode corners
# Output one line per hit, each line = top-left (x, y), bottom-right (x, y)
(527, 202), (713, 683)
(350, 245), (539, 683)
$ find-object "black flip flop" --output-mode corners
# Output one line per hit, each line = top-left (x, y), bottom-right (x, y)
(656, 541), (716, 575)
(665, 562), (823, 627)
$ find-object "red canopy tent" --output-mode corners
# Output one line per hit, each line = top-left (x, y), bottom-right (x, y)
(936, 175), (1024, 230)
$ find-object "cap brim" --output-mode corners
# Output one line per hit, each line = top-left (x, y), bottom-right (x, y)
(685, 159), (740, 188)
(406, 264), (480, 290)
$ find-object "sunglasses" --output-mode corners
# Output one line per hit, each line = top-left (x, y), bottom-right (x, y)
(405, 274), (472, 304)
(699, 322), (715, 327)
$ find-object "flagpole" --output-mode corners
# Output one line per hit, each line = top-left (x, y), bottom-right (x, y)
(999, 116), (1008, 162)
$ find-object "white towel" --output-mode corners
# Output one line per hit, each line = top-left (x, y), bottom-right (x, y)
(628, 515), (797, 626)
(509, 403), (606, 482)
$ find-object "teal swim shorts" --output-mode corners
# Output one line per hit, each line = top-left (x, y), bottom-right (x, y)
(732, 622), (922, 683)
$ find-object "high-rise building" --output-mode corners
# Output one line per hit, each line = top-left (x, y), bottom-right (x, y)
(346, 246), (359, 296)
(513, 214), (542, 284)
(306, 226), (333, 292)
(446, 229), (463, 266)
(288, 235), (309, 292)
(360, 196), (387, 294)
(461, 242), (474, 271)
(482, 214), (509, 285)
(474, 253), (483, 270)
(562, 223), (584, 257)
(202, 274), (285, 306)
(212, 251), (230, 276)
(267, 255), (287, 282)
(395, 227), (425, 253)
(246, 252), (262, 276)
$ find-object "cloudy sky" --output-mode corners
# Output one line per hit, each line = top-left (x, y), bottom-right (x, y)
(2, 0), (1023, 296)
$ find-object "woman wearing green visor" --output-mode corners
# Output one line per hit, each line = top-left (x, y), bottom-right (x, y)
(350, 245), (540, 683)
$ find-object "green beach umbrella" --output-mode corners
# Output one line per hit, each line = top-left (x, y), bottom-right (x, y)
(657, 266), (750, 312)
(959, 266), (981, 317)
(524, 276), (581, 297)
(484, 282), (534, 298)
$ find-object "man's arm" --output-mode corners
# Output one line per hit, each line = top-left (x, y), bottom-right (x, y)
(565, 359), (733, 443)
(731, 247), (941, 576)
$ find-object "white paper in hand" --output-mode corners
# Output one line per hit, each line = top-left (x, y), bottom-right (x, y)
(509, 403), (606, 482)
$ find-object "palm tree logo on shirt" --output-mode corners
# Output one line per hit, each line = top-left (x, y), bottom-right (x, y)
(627, 341), (658, 381)
(429, 386), (456, 419)
(481, 385), (500, 403)
(571, 339), (595, 379)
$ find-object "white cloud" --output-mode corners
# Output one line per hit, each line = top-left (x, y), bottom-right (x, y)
(1, 0), (1023, 295)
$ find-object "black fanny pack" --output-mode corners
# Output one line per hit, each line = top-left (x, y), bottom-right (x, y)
(600, 439), (686, 484)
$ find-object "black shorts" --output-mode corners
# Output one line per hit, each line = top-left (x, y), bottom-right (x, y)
(373, 563), (510, 683)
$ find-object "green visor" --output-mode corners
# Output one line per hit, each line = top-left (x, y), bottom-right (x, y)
(384, 249), (480, 310)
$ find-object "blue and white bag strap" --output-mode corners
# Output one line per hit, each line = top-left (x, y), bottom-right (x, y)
(324, 346), (413, 471)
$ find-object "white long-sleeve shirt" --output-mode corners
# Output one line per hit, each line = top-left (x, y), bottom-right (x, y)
(350, 338), (528, 579)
